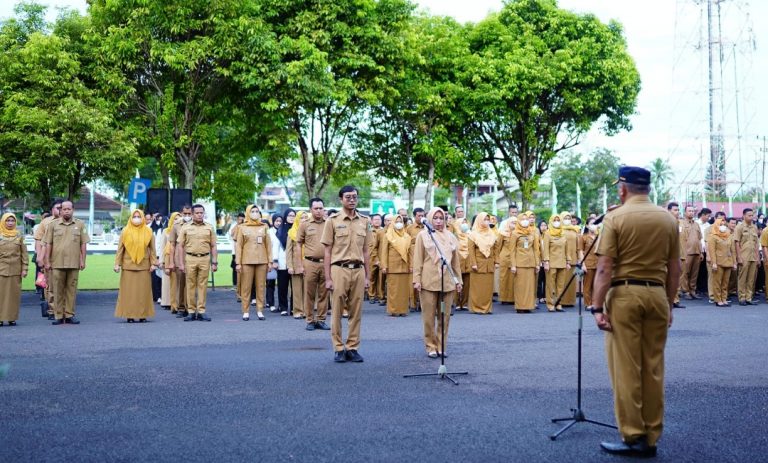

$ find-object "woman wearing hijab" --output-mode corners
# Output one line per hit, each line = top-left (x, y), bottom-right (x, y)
(507, 212), (539, 313)
(578, 217), (599, 309)
(266, 214), (282, 311)
(708, 218), (737, 307)
(273, 209), (294, 316)
(452, 217), (472, 311)
(498, 216), (517, 305)
(0, 213), (29, 326)
(286, 210), (307, 319)
(560, 211), (580, 306)
(149, 214), (165, 304)
(468, 212), (500, 314)
(537, 220), (549, 303)
(413, 208), (462, 357)
(382, 215), (412, 316)
(236, 205), (271, 320)
(542, 214), (570, 312)
(114, 209), (158, 323)
(160, 212), (180, 311)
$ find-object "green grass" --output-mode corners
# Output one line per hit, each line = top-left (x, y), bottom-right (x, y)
(23, 253), (234, 291)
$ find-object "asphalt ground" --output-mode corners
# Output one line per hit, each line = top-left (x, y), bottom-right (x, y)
(1, 288), (767, 463)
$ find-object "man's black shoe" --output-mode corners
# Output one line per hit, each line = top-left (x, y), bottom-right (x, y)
(40, 301), (49, 318)
(672, 302), (685, 309)
(176, 310), (187, 318)
(183, 314), (197, 321)
(305, 322), (316, 331)
(746, 300), (756, 305)
(315, 321), (330, 330)
(47, 314), (54, 320)
(334, 350), (346, 363)
(600, 438), (657, 458)
(197, 314), (212, 321)
(345, 349), (364, 362)
(739, 300), (748, 306)
(64, 317), (80, 325)
(51, 319), (64, 325)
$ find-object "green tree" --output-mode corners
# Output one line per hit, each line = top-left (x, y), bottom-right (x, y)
(548, 148), (620, 216)
(648, 157), (673, 205)
(458, 0), (640, 208)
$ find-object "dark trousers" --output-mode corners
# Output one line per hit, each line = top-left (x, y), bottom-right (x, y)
(151, 272), (161, 302)
(696, 253), (709, 296)
(266, 278), (276, 307)
(537, 267), (547, 299)
(277, 269), (290, 311)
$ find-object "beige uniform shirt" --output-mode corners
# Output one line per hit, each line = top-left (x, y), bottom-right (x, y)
(320, 211), (371, 264)
(680, 218), (702, 256)
(0, 233), (29, 276)
(579, 234), (599, 269)
(564, 229), (578, 264)
(596, 196), (679, 285)
(412, 231), (462, 291)
(467, 235), (500, 273)
(733, 222), (759, 262)
(235, 224), (271, 265)
(381, 234), (412, 273)
(297, 218), (326, 260)
(369, 227), (382, 264)
(542, 233), (568, 268)
(115, 233), (157, 271)
(168, 222), (187, 266)
(707, 233), (736, 268)
(177, 222), (216, 255)
(34, 216), (55, 242)
(507, 231), (540, 269)
(44, 218), (89, 269)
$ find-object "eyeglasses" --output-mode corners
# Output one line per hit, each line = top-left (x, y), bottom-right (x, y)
(342, 195), (358, 200)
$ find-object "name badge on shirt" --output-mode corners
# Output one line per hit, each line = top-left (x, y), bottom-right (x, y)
(679, 226), (683, 233)
(257, 236), (263, 244)
(523, 238), (529, 249)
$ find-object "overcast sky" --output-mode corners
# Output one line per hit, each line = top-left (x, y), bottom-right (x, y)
(2, 0), (766, 197)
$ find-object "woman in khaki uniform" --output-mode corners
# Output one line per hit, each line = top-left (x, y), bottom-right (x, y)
(708, 218), (737, 307)
(468, 212), (500, 314)
(560, 211), (580, 306)
(162, 213), (181, 313)
(498, 216), (517, 305)
(413, 208), (462, 357)
(542, 214), (570, 312)
(507, 212), (539, 313)
(236, 205), (272, 320)
(286, 210), (307, 319)
(114, 209), (158, 323)
(159, 212), (179, 310)
(0, 213), (29, 326)
(579, 217), (599, 309)
(452, 217), (472, 311)
(382, 215), (412, 316)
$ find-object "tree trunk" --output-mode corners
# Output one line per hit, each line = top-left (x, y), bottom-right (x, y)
(407, 186), (415, 213)
(424, 158), (435, 210)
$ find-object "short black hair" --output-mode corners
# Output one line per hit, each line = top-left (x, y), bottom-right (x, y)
(727, 217), (737, 222)
(237, 213), (245, 218)
(181, 204), (192, 212)
(714, 211), (726, 219)
(192, 204), (205, 212)
(309, 197), (324, 208)
(698, 208), (712, 217)
(508, 204), (518, 210)
(50, 199), (63, 210)
(743, 208), (753, 215)
(454, 205), (464, 211)
(327, 208), (337, 215)
(338, 185), (357, 198)
(413, 207), (425, 215)
(61, 200), (74, 208)
(667, 202), (679, 210)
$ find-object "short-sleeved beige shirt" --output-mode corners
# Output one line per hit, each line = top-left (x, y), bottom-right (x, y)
(297, 218), (326, 259)
(44, 218), (90, 269)
(733, 222), (759, 261)
(34, 216), (55, 242)
(320, 211), (370, 264)
(177, 221), (216, 254)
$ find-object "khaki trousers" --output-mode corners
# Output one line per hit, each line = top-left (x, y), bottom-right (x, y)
(459, 272), (470, 308)
(513, 268), (536, 311)
(44, 267), (55, 315)
(291, 274), (304, 316)
(737, 261), (757, 302)
(712, 267), (732, 304)
(330, 266), (365, 352)
(303, 260), (328, 324)
(171, 269), (186, 311)
(240, 264), (267, 312)
(368, 264), (381, 300)
(546, 268), (567, 308)
(184, 255), (209, 314)
(583, 268), (596, 307)
(499, 266), (515, 302)
(52, 268), (79, 320)
(681, 254), (701, 295)
(605, 284), (669, 447)
(420, 289), (454, 353)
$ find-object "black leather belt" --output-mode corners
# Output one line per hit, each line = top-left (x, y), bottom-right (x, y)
(186, 252), (210, 257)
(333, 261), (363, 269)
(611, 279), (663, 287)
(305, 256), (324, 263)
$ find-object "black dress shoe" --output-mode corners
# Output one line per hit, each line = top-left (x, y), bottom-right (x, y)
(51, 319), (64, 325)
(345, 349), (364, 362)
(600, 438), (657, 458)
(197, 314), (212, 321)
(334, 350), (347, 363)
(739, 300), (748, 306)
(127, 318), (135, 323)
(305, 323), (316, 331)
(315, 321), (330, 330)
(139, 318), (147, 323)
(378, 300), (387, 306)
(48, 314), (55, 320)
(8, 321), (16, 326)
(176, 311), (188, 318)
(746, 300), (756, 305)
(183, 314), (197, 321)
(673, 302), (685, 308)
(65, 317), (80, 324)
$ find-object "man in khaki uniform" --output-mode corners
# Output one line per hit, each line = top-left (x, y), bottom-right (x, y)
(734, 208), (759, 305)
(406, 208), (425, 311)
(679, 205), (702, 299)
(761, 226), (768, 304)
(43, 200), (89, 325)
(176, 204), (218, 321)
(297, 198), (330, 331)
(592, 167), (680, 458)
(166, 206), (192, 317)
(367, 213), (383, 303)
(35, 199), (61, 319)
(666, 202), (685, 308)
(704, 211), (726, 303)
(322, 186), (371, 363)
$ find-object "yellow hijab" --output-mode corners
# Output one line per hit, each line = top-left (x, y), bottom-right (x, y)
(712, 218), (729, 239)
(421, 208), (457, 264)
(559, 211), (581, 233)
(499, 216), (516, 238)
(386, 215), (411, 263)
(1, 213), (19, 238)
(163, 212), (180, 256)
(288, 210), (305, 242)
(515, 213), (531, 235)
(454, 217), (470, 259)
(123, 209), (152, 264)
(243, 205), (266, 227)
(469, 212), (496, 258)
(547, 214), (563, 237)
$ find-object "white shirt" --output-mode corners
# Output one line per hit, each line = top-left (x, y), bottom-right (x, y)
(269, 228), (287, 269)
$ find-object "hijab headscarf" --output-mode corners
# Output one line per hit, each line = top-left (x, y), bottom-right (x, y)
(386, 215), (411, 263)
(454, 217), (470, 259)
(150, 215), (164, 233)
(244, 205), (265, 227)
(163, 212), (180, 256)
(421, 208), (457, 264)
(712, 218), (729, 239)
(276, 208), (295, 249)
(547, 214), (563, 237)
(559, 211), (581, 232)
(123, 209), (153, 264)
(1, 213), (19, 238)
(469, 212), (496, 258)
(499, 216), (516, 238)
(288, 210), (305, 242)
(514, 212), (531, 235)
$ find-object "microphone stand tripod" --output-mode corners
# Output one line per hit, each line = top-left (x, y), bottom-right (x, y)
(404, 225), (469, 385)
(549, 229), (616, 440)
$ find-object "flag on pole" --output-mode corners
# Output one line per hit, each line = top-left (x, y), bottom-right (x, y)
(576, 182), (582, 219)
(551, 182), (558, 217)
(602, 184), (608, 213)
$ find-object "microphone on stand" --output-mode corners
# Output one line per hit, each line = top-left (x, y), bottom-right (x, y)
(423, 220), (435, 233)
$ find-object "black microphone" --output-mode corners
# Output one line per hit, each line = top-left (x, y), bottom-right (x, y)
(423, 220), (434, 232)
(593, 213), (607, 225)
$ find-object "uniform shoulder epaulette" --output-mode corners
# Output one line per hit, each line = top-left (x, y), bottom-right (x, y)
(328, 211), (340, 218)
